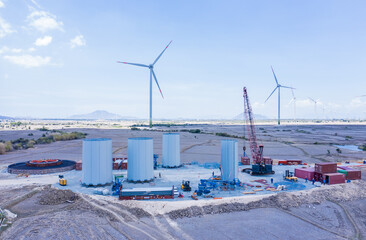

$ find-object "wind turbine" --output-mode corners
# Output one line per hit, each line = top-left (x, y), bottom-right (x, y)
(308, 97), (319, 118)
(117, 41), (172, 128)
(265, 66), (294, 125)
(288, 89), (296, 121)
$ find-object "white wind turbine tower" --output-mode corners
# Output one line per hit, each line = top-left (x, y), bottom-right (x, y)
(308, 97), (319, 119)
(117, 41), (172, 128)
(265, 66), (295, 125)
(288, 89), (296, 121)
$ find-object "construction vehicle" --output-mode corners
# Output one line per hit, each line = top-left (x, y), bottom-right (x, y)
(243, 87), (275, 175)
(283, 170), (298, 182)
(59, 175), (67, 186)
(181, 180), (191, 192)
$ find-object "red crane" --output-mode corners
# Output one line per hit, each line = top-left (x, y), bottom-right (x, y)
(243, 87), (264, 165)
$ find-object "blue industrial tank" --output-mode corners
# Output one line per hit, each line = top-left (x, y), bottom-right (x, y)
(162, 133), (180, 167)
(221, 139), (238, 181)
(128, 137), (154, 182)
(82, 138), (113, 186)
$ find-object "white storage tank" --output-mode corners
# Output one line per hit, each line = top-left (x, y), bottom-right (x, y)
(82, 138), (113, 186)
(221, 139), (238, 181)
(162, 133), (181, 167)
(128, 137), (154, 182)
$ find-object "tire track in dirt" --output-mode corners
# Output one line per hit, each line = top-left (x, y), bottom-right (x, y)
(181, 140), (213, 153)
(278, 208), (348, 239)
(331, 201), (361, 240)
(80, 195), (158, 240)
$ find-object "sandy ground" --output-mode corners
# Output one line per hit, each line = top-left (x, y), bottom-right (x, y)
(1, 122), (366, 239)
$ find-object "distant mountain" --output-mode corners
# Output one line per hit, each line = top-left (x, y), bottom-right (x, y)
(233, 112), (269, 120)
(69, 110), (133, 120)
(0, 115), (14, 120)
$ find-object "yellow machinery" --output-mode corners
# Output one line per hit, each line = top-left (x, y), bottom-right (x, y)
(284, 170), (298, 182)
(59, 175), (67, 186)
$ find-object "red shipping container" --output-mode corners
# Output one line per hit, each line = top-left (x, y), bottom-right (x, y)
(295, 167), (315, 180)
(315, 163), (337, 174)
(287, 160), (302, 165)
(314, 172), (323, 181)
(113, 162), (119, 170)
(75, 160), (82, 171)
(278, 160), (288, 165)
(345, 170), (361, 180)
(263, 157), (273, 165)
(241, 157), (250, 165)
(324, 173), (345, 185)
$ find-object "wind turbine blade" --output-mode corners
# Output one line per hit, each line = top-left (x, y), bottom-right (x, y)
(288, 98), (294, 106)
(117, 61), (148, 68)
(271, 66), (279, 85)
(308, 97), (316, 103)
(151, 70), (164, 98)
(280, 85), (295, 89)
(291, 88), (295, 98)
(152, 41), (172, 66)
(265, 87), (278, 102)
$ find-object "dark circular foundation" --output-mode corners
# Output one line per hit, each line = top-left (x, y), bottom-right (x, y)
(8, 160), (76, 175)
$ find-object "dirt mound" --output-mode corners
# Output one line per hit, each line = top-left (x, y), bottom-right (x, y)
(168, 181), (366, 219)
(38, 187), (78, 205)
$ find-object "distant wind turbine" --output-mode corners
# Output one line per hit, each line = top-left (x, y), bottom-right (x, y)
(265, 66), (295, 125)
(308, 97), (319, 118)
(288, 89), (296, 121)
(117, 41), (172, 128)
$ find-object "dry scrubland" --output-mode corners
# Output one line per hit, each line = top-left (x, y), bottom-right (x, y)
(0, 120), (366, 239)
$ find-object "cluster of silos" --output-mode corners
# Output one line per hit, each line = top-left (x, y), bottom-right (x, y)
(162, 133), (181, 168)
(82, 138), (113, 186)
(127, 137), (154, 182)
(221, 139), (238, 181)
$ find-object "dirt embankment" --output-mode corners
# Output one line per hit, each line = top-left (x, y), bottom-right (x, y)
(167, 180), (366, 219)
(38, 186), (79, 205)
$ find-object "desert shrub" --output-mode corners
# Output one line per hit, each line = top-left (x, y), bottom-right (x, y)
(0, 143), (5, 154)
(5, 141), (12, 152)
(36, 136), (55, 144)
(39, 126), (49, 131)
(358, 145), (366, 151)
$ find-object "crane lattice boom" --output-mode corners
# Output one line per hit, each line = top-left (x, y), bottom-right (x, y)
(243, 87), (263, 164)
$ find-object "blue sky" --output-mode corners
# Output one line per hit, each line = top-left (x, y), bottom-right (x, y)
(0, 0), (365, 119)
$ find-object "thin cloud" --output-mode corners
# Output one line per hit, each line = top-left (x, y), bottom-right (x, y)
(0, 17), (15, 38)
(35, 35), (52, 46)
(70, 35), (86, 48)
(0, 47), (22, 54)
(27, 10), (63, 32)
(0, 1), (4, 8)
(4, 54), (51, 68)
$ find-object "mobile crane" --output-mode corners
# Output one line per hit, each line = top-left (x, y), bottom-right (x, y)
(242, 87), (274, 175)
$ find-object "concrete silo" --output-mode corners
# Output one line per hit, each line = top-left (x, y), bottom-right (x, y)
(221, 139), (238, 181)
(128, 137), (154, 182)
(82, 138), (113, 186)
(162, 133), (180, 167)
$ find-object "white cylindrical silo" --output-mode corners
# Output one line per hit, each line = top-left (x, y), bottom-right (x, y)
(128, 137), (154, 182)
(221, 139), (238, 181)
(82, 138), (113, 186)
(162, 133), (180, 167)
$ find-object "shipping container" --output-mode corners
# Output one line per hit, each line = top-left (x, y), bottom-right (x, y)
(345, 170), (361, 180)
(263, 157), (273, 165)
(315, 163), (337, 174)
(295, 167), (315, 180)
(75, 160), (82, 171)
(241, 157), (250, 165)
(324, 173), (345, 185)
(287, 160), (302, 165)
